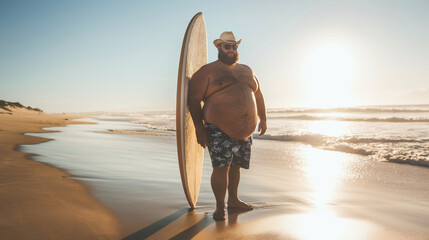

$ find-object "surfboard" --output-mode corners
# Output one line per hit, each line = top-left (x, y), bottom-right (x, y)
(176, 12), (207, 209)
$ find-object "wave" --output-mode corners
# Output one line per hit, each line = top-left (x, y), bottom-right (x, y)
(255, 134), (376, 156)
(100, 112), (429, 168)
(343, 137), (428, 144)
(384, 156), (429, 168)
(255, 133), (327, 146)
(255, 133), (428, 145)
(254, 133), (429, 168)
(142, 124), (175, 132)
(268, 106), (429, 114)
(132, 120), (176, 132)
(274, 115), (429, 122)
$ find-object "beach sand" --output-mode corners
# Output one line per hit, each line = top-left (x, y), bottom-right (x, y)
(0, 109), (122, 240)
(3, 113), (429, 239)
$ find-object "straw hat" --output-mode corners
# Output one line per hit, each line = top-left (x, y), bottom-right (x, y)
(213, 31), (242, 47)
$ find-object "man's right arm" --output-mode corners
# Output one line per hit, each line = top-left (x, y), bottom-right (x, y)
(188, 66), (209, 148)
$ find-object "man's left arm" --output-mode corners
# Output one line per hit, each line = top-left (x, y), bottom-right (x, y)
(254, 75), (267, 136)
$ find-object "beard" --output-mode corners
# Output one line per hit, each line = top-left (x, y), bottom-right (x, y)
(218, 49), (239, 65)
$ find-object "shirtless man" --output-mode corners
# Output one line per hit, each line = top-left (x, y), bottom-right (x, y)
(188, 31), (267, 221)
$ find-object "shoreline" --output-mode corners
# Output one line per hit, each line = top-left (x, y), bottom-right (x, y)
(0, 110), (123, 239)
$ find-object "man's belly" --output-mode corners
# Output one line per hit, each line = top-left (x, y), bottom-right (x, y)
(203, 87), (258, 140)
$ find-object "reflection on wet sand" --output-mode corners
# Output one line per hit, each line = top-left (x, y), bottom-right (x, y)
(303, 147), (345, 207)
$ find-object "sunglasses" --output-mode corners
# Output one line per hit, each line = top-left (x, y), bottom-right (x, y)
(222, 44), (238, 50)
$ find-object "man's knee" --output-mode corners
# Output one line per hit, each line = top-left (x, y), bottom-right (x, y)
(230, 166), (240, 171)
(212, 166), (230, 175)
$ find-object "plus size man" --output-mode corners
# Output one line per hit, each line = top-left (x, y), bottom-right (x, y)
(188, 31), (267, 221)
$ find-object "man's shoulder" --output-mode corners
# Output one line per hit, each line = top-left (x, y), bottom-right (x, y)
(197, 61), (217, 72)
(192, 62), (216, 80)
(237, 63), (252, 69)
(205, 61), (218, 68)
(236, 63), (254, 74)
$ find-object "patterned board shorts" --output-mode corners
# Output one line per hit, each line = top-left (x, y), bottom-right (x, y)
(206, 123), (252, 169)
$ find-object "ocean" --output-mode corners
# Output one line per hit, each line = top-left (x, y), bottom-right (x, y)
(96, 104), (429, 168)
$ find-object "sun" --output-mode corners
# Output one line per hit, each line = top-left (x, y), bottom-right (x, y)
(302, 42), (355, 108)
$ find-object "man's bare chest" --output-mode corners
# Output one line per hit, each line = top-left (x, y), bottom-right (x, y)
(205, 70), (257, 98)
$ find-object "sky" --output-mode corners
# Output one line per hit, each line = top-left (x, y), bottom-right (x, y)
(1, 0), (428, 113)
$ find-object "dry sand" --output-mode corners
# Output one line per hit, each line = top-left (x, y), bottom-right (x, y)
(0, 109), (122, 240)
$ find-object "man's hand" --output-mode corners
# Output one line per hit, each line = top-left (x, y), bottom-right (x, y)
(196, 125), (208, 148)
(258, 119), (267, 136)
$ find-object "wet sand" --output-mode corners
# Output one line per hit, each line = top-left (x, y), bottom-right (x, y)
(4, 114), (429, 239)
(0, 110), (122, 240)
(122, 139), (429, 240)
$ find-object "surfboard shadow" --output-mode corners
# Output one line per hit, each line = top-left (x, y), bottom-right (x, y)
(169, 215), (215, 240)
(121, 207), (218, 240)
(122, 205), (260, 239)
(122, 208), (190, 240)
(168, 207), (255, 239)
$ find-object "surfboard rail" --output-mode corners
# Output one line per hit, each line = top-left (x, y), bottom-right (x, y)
(176, 12), (207, 208)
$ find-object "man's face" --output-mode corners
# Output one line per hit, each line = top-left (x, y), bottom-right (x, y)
(218, 44), (239, 65)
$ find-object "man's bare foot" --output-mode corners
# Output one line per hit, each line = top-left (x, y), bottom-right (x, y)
(227, 199), (254, 211)
(213, 208), (226, 221)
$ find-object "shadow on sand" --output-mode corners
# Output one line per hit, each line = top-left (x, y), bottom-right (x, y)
(122, 207), (251, 240)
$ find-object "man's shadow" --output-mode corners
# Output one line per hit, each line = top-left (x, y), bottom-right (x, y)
(122, 207), (251, 240)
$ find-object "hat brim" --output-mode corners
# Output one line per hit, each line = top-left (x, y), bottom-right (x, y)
(213, 39), (242, 47)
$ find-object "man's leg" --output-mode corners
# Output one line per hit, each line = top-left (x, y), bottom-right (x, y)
(227, 166), (253, 210)
(211, 166), (230, 220)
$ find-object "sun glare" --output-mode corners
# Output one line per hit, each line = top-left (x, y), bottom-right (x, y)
(303, 43), (355, 108)
(303, 148), (344, 206)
